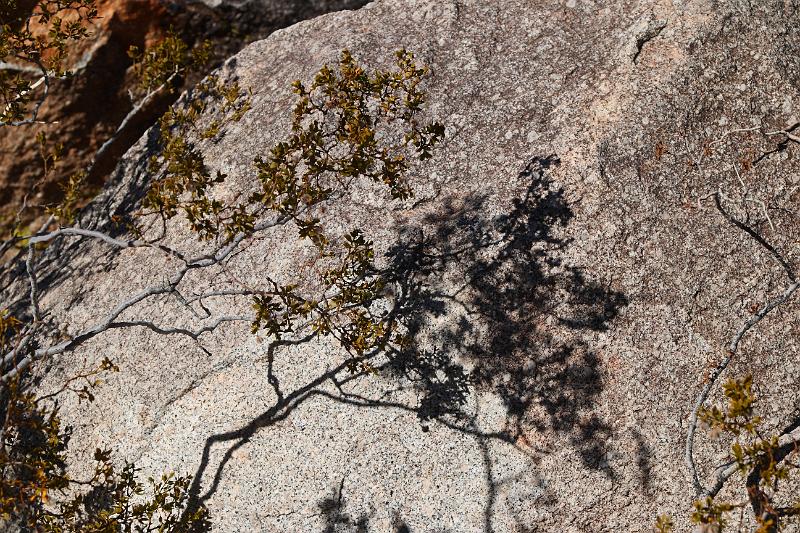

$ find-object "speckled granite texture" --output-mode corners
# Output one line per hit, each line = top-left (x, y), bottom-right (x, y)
(26, 1), (800, 530)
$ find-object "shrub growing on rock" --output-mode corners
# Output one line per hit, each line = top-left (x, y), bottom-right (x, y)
(1, 1), (444, 527)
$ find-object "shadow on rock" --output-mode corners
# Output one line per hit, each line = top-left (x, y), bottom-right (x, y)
(182, 155), (628, 525)
(317, 477), (417, 533)
(384, 155), (627, 476)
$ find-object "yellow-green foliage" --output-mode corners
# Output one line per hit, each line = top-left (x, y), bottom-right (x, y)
(142, 49), (443, 366)
(247, 50), (443, 360)
(47, 170), (87, 225)
(657, 376), (800, 532)
(143, 75), (252, 240)
(248, 50), (444, 363)
(653, 514), (674, 533)
(33, 130), (88, 225)
(128, 30), (213, 95)
(0, 0), (99, 124)
(693, 376), (799, 532)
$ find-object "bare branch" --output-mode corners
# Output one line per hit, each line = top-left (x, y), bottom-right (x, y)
(25, 247), (40, 323)
(106, 315), (252, 340)
(183, 290), (260, 304)
(0, 65), (53, 127)
(708, 125), (761, 147)
(83, 75), (178, 184)
(0, 62), (42, 74)
(28, 227), (148, 249)
(1, 216), (284, 381)
(26, 226), (188, 262)
(713, 192), (795, 281)
(685, 279), (800, 495)
(765, 123), (800, 145)
(685, 191), (799, 494)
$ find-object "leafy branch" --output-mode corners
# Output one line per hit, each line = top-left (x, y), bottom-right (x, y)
(1, 47), (443, 530)
(0, 0), (99, 126)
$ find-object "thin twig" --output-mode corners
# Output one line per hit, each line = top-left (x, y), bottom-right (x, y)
(685, 192), (799, 495)
(84, 76), (177, 181)
(765, 125), (800, 145)
(685, 279), (800, 494)
(106, 315), (252, 340)
(708, 126), (761, 147)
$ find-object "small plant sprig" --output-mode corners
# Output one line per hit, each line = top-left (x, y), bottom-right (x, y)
(128, 30), (213, 96)
(686, 376), (800, 532)
(699, 375), (761, 438)
(47, 170), (87, 225)
(143, 75), (252, 240)
(653, 514), (674, 532)
(0, 0), (99, 126)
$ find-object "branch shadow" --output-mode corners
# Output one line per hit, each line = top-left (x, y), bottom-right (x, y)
(179, 155), (628, 530)
(384, 155), (626, 475)
(317, 476), (417, 533)
(631, 428), (653, 496)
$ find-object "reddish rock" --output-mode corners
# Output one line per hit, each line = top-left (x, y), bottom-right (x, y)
(0, 0), (367, 226)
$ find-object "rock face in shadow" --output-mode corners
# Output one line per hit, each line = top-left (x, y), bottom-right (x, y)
(25, 0), (800, 531)
(0, 0), (368, 223)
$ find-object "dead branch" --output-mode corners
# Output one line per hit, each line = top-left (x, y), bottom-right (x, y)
(2, 218), (282, 381)
(765, 122), (800, 145)
(685, 191), (799, 495)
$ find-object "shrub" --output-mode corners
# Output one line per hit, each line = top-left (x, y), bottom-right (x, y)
(1, 2), (444, 527)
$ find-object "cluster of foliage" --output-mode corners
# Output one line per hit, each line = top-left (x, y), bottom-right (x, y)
(0, 0), (99, 125)
(142, 75), (252, 240)
(694, 376), (800, 532)
(1, 0), (445, 524)
(248, 49), (443, 361)
(0, 312), (210, 531)
(143, 48), (444, 364)
(657, 376), (800, 533)
(1, 4), (223, 530)
(127, 30), (213, 97)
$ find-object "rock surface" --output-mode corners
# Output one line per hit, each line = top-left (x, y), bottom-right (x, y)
(26, 0), (800, 531)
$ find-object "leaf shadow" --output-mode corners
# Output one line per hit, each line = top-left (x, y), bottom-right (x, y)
(180, 155), (628, 529)
(384, 155), (626, 477)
